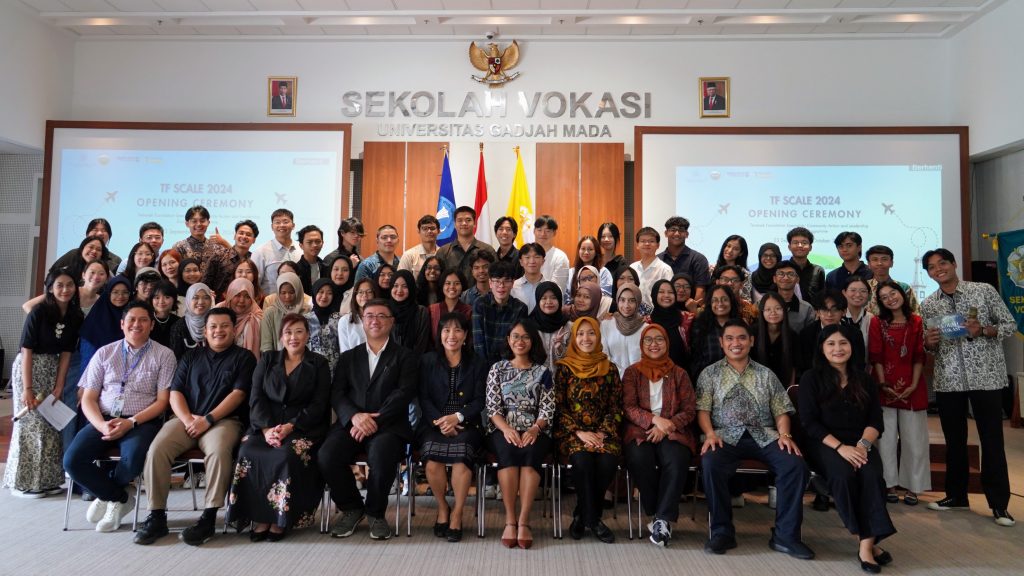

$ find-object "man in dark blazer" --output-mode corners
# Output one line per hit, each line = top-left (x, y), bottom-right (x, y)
(272, 82), (292, 110)
(318, 298), (418, 541)
(703, 84), (726, 111)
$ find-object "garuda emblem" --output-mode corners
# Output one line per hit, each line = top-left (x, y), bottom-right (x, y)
(469, 40), (521, 87)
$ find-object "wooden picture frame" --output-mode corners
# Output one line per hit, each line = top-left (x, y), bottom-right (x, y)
(699, 77), (730, 119)
(267, 76), (297, 117)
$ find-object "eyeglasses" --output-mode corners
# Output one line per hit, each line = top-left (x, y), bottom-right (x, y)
(717, 277), (741, 284)
(642, 336), (666, 345)
(821, 307), (844, 313)
(362, 313), (393, 322)
(509, 333), (531, 342)
(775, 271), (798, 279)
(638, 238), (658, 245)
(710, 297), (731, 304)
(424, 266), (441, 272)
(490, 278), (512, 285)
(879, 291), (902, 301)
(355, 290), (375, 297)
(845, 288), (869, 295)
(665, 227), (686, 234)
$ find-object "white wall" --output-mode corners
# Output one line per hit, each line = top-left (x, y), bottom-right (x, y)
(0, 3), (75, 151)
(951, 0), (1024, 157)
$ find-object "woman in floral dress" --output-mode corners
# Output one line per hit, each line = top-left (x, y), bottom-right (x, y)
(227, 313), (332, 541)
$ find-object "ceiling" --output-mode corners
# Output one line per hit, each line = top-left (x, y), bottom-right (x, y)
(19, 0), (1006, 40)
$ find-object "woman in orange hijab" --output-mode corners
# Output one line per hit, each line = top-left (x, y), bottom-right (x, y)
(554, 316), (623, 544)
(621, 323), (697, 547)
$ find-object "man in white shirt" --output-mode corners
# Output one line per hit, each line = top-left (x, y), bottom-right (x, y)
(397, 214), (439, 278)
(251, 208), (300, 297)
(631, 227), (674, 307)
(535, 215), (570, 294)
(510, 243), (546, 313)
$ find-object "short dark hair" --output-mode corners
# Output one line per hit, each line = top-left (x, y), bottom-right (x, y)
(865, 245), (893, 260)
(122, 300), (155, 322)
(922, 248), (955, 270)
(787, 227), (814, 244)
(235, 219), (260, 238)
(635, 227), (660, 244)
(712, 264), (747, 282)
(271, 208), (294, 222)
(339, 217), (365, 236)
(139, 222), (163, 238)
(488, 261), (516, 280)
(454, 206), (477, 220)
(598, 222), (620, 247)
(297, 225), (323, 243)
(205, 306), (237, 326)
(435, 312), (472, 354)
(87, 218), (112, 238)
(664, 216), (690, 231)
(471, 250), (496, 266)
(775, 260), (798, 273)
(153, 280), (178, 301)
(519, 242), (546, 259)
(278, 312), (309, 338)
(377, 224), (398, 236)
(834, 231), (863, 256)
(494, 216), (518, 236)
(277, 260), (300, 275)
(504, 319), (548, 366)
(534, 215), (558, 231)
(720, 318), (753, 337)
(362, 298), (395, 317)
(417, 214), (440, 229)
(814, 290), (847, 311)
(185, 205), (210, 221)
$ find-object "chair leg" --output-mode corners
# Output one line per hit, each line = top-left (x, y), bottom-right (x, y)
(406, 458), (413, 537)
(691, 467), (700, 522)
(626, 470), (634, 540)
(476, 464), (485, 538)
(63, 475), (74, 531)
(132, 477), (143, 532)
(553, 465), (562, 539)
(188, 461), (198, 511)
(393, 463), (402, 537)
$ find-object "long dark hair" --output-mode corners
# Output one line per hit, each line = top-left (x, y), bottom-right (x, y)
(123, 242), (156, 281)
(811, 324), (870, 408)
(348, 278), (378, 324)
(875, 280), (913, 323)
(67, 236), (109, 279)
(572, 235), (603, 270)
(755, 292), (794, 385)
(416, 255), (445, 306)
(38, 267), (83, 326)
(695, 285), (740, 331)
(502, 319), (548, 366)
(716, 234), (749, 270)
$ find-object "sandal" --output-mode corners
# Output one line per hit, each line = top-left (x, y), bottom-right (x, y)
(903, 492), (919, 506)
(885, 490), (898, 504)
(517, 524), (533, 549)
(501, 523), (518, 548)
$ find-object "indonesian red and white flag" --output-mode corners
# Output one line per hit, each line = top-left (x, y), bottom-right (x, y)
(473, 145), (493, 245)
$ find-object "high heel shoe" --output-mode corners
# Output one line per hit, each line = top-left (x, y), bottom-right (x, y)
(517, 524), (533, 549)
(249, 529), (269, 542)
(267, 529), (286, 542)
(501, 523), (518, 548)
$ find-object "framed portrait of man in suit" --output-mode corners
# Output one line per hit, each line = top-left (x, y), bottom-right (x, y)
(699, 77), (730, 118)
(268, 76), (297, 117)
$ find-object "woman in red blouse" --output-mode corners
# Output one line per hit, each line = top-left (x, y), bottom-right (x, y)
(868, 280), (929, 506)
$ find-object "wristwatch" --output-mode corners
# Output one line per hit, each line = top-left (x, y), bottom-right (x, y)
(857, 438), (873, 452)
(456, 412), (465, 424)
(128, 416), (138, 428)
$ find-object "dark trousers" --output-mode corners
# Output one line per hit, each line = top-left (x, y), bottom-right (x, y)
(816, 446), (895, 541)
(624, 440), (692, 523)
(702, 433), (808, 543)
(569, 451), (617, 526)
(63, 419), (161, 502)
(317, 426), (405, 518)
(936, 389), (1010, 510)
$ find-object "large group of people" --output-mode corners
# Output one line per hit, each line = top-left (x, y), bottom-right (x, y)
(4, 206), (1017, 572)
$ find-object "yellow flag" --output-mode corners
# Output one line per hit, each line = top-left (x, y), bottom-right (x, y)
(505, 147), (534, 248)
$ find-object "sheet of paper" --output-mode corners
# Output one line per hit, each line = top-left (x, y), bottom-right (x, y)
(35, 394), (77, 431)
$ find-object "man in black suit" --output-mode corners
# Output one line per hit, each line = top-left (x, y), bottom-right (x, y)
(318, 298), (417, 540)
(704, 84), (726, 111)
(272, 82), (292, 110)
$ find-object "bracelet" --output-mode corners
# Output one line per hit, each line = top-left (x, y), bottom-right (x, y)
(834, 443), (842, 451)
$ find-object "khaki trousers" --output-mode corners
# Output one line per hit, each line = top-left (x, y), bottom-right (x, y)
(143, 417), (243, 511)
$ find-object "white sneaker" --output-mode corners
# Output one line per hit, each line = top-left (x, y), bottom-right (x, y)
(86, 498), (107, 523)
(96, 493), (136, 533)
(11, 489), (45, 499)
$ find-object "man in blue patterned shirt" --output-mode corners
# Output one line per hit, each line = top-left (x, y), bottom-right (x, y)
(697, 319), (813, 559)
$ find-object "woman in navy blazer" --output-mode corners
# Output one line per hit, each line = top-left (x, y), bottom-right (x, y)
(418, 313), (488, 542)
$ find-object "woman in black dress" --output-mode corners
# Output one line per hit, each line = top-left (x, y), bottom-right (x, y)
(227, 313), (332, 542)
(389, 270), (431, 354)
(799, 324), (895, 573)
(418, 313), (488, 542)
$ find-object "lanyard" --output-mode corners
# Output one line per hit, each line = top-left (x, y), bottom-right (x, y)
(120, 340), (152, 392)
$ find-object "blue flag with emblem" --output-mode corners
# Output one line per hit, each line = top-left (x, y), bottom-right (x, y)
(436, 149), (456, 247)
(996, 228), (1024, 337)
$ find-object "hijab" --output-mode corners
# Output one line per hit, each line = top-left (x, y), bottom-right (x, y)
(609, 266), (642, 313)
(562, 281), (602, 322)
(327, 255), (354, 301)
(272, 272), (305, 315)
(221, 278), (262, 357)
(648, 279), (689, 370)
(751, 243), (782, 295)
(183, 282), (213, 344)
(635, 324), (677, 382)
(612, 283), (646, 336)
(529, 281), (567, 334)
(79, 275), (133, 346)
(311, 278), (337, 325)
(556, 317), (612, 379)
(178, 257), (202, 292)
(390, 269), (420, 327)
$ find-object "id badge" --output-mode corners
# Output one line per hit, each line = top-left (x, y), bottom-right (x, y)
(110, 394), (125, 418)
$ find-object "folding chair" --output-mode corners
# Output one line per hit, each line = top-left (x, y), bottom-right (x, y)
(63, 447), (143, 531)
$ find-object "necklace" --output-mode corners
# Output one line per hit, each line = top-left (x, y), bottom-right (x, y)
(881, 320), (910, 358)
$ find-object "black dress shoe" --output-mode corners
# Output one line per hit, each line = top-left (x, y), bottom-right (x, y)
(590, 521), (615, 544)
(250, 530), (269, 542)
(133, 514), (169, 545)
(860, 555), (882, 574)
(812, 494), (830, 511)
(874, 549), (893, 566)
(704, 535), (738, 555)
(267, 530), (286, 542)
(768, 529), (815, 560)
(569, 516), (585, 540)
(433, 521), (449, 538)
(446, 528), (463, 542)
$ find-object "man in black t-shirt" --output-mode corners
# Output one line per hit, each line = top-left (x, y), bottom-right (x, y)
(135, 307), (256, 546)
